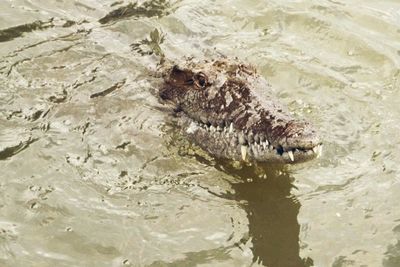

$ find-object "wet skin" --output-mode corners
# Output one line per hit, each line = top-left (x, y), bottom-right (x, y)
(160, 58), (322, 164)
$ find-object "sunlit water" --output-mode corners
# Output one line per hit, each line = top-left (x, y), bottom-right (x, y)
(1, 0), (400, 266)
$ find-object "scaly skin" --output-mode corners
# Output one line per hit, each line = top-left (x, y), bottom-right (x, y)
(159, 58), (322, 164)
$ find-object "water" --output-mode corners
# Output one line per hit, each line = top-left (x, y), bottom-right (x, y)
(1, 0), (400, 266)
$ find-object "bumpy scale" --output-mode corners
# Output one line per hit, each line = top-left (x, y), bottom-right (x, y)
(159, 58), (322, 164)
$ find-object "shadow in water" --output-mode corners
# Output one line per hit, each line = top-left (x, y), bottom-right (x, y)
(217, 162), (314, 267)
(383, 239), (400, 267)
(147, 160), (314, 267)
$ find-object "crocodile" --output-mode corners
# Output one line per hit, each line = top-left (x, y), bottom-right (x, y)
(159, 57), (322, 164)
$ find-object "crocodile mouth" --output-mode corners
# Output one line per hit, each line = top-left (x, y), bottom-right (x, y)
(181, 115), (322, 164)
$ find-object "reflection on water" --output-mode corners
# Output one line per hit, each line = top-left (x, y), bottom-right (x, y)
(147, 161), (313, 267)
(220, 163), (314, 267)
(384, 240), (400, 267)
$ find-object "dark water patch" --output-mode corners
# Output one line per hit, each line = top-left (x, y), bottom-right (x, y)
(62, 20), (77, 28)
(74, 2), (96, 11)
(6, 110), (23, 120)
(62, 19), (89, 28)
(74, 121), (91, 137)
(131, 28), (165, 57)
(383, 225), (400, 267)
(0, 137), (38, 161)
(116, 141), (131, 150)
(216, 162), (314, 267)
(72, 76), (97, 89)
(384, 240), (400, 267)
(98, 0), (171, 24)
(29, 109), (45, 122)
(90, 79), (126, 98)
(48, 88), (68, 104)
(6, 105), (49, 122)
(29, 107), (49, 122)
(110, 1), (124, 7)
(332, 256), (355, 267)
(0, 19), (55, 43)
(65, 150), (92, 166)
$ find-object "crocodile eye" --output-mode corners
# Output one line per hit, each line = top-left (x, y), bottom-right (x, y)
(194, 72), (207, 88)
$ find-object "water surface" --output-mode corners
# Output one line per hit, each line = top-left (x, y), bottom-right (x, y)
(1, 0), (400, 266)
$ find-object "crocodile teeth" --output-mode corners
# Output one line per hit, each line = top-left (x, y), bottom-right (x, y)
(186, 122), (198, 134)
(263, 140), (269, 150)
(288, 151), (294, 162)
(312, 145), (323, 158)
(317, 145), (323, 158)
(229, 123), (234, 133)
(241, 145), (248, 161)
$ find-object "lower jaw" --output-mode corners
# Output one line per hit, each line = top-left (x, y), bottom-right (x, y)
(206, 143), (317, 164)
(238, 146), (317, 163)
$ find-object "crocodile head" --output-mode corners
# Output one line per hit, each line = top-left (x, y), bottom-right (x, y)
(160, 58), (322, 164)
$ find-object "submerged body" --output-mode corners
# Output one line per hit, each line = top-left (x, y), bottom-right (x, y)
(160, 58), (322, 164)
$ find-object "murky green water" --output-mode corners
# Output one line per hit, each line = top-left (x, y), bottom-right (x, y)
(1, 0), (400, 266)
